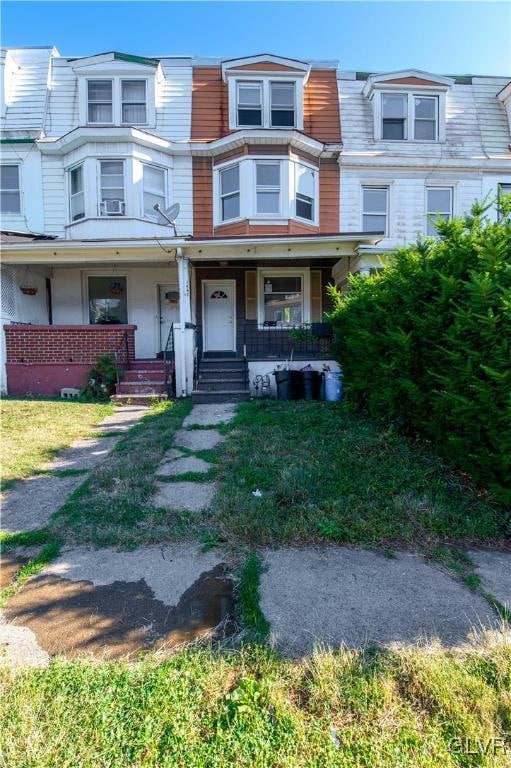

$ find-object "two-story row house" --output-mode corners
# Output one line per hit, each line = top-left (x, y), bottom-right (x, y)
(1, 47), (510, 399)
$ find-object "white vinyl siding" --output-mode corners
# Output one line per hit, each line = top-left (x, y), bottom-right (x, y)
(143, 165), (166, 217)
(99, 160), (125, 216)
(69, 164), (85, 221)
(255, 162), (280, 215)
(220, 164), (240, 221)
(121, 80), (147, 124)
(426, 187), (453, 235)
(0, 165), (21, 214)
(87, 80), (113, 124)
(362, 186), (388, 234)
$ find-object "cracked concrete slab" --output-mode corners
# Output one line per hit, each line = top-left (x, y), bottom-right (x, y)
(3, 545), (234, 660)
(1, 475), (86, 532)
(183, 403), (237, 427)
(152, 481), (217, 512)
(158, 448), (185, 465)
(156, 456), (211, 477)
(173, 428), (225, 451)
(0, 620), (50, 669)
(260, 548), (498, 656)
(41, 436), (120, 472)
(470, 550), (511, 608)
(95, 405), (148, 433)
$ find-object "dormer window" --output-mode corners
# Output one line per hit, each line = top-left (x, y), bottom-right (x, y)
(237, 82), (262, 127)
(381, 93), (438, 141)
(382, 94), (407, 140)
(121, 80), (147, 124)
(270, 82), (295, 127)
(88, 80), (113, 124)
(414, 96), (438, 140)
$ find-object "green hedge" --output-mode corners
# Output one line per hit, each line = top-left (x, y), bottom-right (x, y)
(328, 200), (511, 506)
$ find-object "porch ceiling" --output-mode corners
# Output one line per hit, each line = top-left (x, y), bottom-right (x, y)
(0, 238), (184, 266)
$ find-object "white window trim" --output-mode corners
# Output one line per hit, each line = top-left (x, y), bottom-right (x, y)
(257, 267), (311, 327)
(0, 162), (22, 216)
(141, 163), (168, 220)
(121, 79), (148, 126)
(425, 184), (454, 235)
(228, 75), (304, 131)
(236, 81), (263, 128)
(213, 156), (318, 227)
(79, 76), (155, 127)
(361, 185), (390, 236)
(373, 89), (446, 143)
(68, 163), (85, 222)
(97, 158), (126, 217)
(254, 160), (282, 217)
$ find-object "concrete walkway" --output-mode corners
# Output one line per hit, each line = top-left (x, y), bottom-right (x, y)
(1, 406), (148, 533)
(260, 547), (502, 656)
(151, 403), (236, 513)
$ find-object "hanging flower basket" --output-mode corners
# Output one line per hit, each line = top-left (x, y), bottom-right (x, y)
(20, 286), (38, 296)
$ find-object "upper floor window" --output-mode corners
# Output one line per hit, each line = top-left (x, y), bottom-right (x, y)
(498, 183), (511, 220)
(381, 93), (438, 141)
(122, 80), (147, 124)
(88, 80), (113, 124)
(69, 165), (85, 221)
(237, 82), (263, 127)
(0, 164), (21, 214)
(362, 186), (388, 234)
(220, 164), (240, 221)
(255, 162), (280, 215)
(99, 160), (125, 216)
(426, 187), (452, 235)
(295, 164), (315, 221)
(270, 82), (295, 127)
(143, 164), (165, 218)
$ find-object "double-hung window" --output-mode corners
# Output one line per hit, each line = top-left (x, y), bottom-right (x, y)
(295, 164), (315, 221)
(270, 82), (295, 127)
(382, 94), (407, 140)
(362, 187), (388, 234)
(99, 161), (125, 216)
(121, 80), (147, 124)
(87, 80), (113, 124)
(498, 183), (511, 220)
(0, 165), (21, 214)
(414, 96), (437, 140)
(263, 274), (303, 325)
(426, 187), (452, 235)
(143, 165), (166, 218)
(255, 162), (280, 215)
(237, 82), (262, 127)
(220, 164), (240, 221)
(69, 165), (85, 221)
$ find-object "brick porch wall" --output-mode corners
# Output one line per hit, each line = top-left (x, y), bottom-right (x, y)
(3, 324), (137, 396)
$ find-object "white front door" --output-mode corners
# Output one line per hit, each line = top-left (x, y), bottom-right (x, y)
(203, 280), (236, 352)
(158, 284), (180, 351)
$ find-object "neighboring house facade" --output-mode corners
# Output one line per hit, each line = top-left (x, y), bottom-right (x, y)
(1, 47), (510, 398)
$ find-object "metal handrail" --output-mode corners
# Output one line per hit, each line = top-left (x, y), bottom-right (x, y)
(193, 324), (202, 391)
(163, 323), (175, 397)
(113, 330), (130, 389)
(241, 321), (333, 359)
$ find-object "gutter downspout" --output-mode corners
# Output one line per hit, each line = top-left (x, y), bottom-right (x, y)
(176, 248), (191, 398)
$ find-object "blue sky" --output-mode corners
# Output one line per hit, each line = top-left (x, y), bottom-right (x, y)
(2, 1), (510, 76)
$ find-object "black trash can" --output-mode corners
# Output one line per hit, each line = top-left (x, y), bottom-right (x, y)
(302, 369), (321, 400)
(290, 370), (304, 400)
(274, 369), (292, 400)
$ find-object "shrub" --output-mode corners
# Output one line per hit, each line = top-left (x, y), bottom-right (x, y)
(328, 199), (511, 506)
(82, 353), (118, 400)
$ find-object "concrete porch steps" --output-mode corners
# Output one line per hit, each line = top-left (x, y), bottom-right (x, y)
(192, 357), (250, 404)
(191, 390), (250, 404)
(113, 359), (169, 403)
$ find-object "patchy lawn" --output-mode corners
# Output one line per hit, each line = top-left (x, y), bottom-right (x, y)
(0, 398), (113, 491)
(1, 638), (510, 768)
(51, 398), (192, 548)
(208, 400), (507, 547)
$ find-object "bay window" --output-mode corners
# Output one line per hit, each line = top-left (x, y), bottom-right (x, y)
(99, 160), (125, 216)
(121, 80), (147, 124)
(0, 165), (21, 214)
(270, 82), (295, 127)
(69, 164), (85, 221)
(255, 162), (280, 215)
(426, 187), (452, 235)
(220, 164), (240, 221)
(263, 274), (303, 325)
(87, 80), (113, 124)
(237, 82), (262, 127)
(362, 187), (388, 234)
(295, 164), (315, 221)
(143, 164), (166, 218)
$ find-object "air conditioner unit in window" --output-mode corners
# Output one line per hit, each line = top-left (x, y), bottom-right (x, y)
(100, 199), (125, 216)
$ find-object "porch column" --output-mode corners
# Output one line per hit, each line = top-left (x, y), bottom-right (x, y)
(176, 252), (193, 397)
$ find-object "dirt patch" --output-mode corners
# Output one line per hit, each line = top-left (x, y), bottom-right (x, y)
(4, 564), (235, 660)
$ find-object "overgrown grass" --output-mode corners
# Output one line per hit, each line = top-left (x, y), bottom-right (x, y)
(237, 554), (270, 641)
(1, 638), (510, 767)
(208, 400), (506, 548)
(50, 399), (192, 548)
(0, 398), (113, 491)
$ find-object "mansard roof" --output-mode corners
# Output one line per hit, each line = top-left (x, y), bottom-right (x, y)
(221, 53), (312, 82)
(362, 69), (455, 97)
(69, 51), (159, 69)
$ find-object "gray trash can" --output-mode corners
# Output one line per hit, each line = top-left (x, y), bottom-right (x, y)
(323, 371), (343, 401)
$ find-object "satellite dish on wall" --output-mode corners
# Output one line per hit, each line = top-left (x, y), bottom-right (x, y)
(153, 202), (180, 235)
